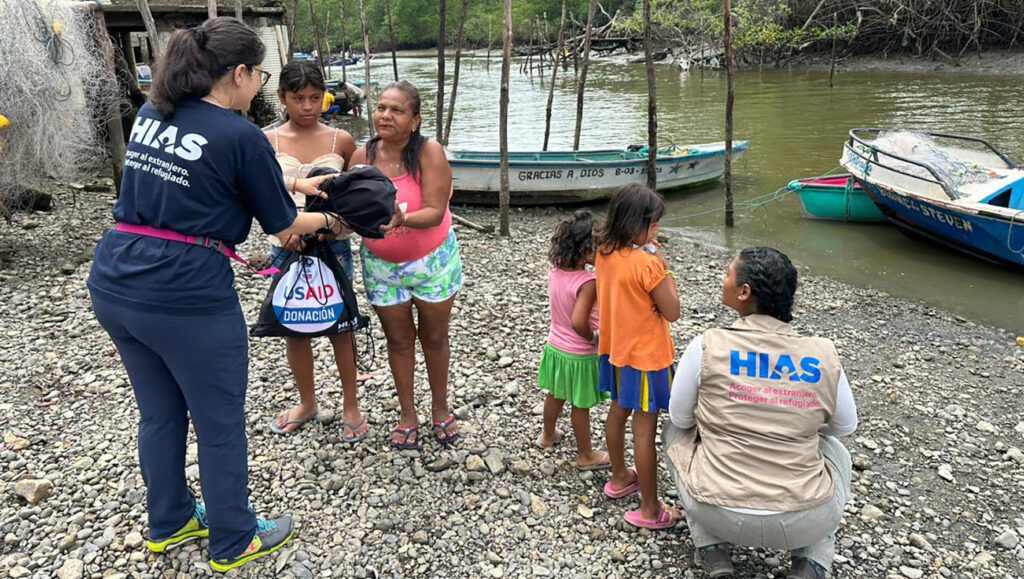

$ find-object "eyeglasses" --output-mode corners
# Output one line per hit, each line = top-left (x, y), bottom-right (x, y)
(225, 65), (271, 87)
(252, 67), (271, 87)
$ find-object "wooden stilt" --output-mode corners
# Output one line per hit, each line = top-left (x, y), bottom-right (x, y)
(542, 0), (567, 151)
(498, 0), (512, 236)
(724, 0), (735, 227)
(572, 0), (596, 151)
(436, 0), (446, 143)
(135, 0), (163, 59)
(443, 0), (470, 147)
(642, 0), (657, 190)
(358, 0), (374, 136)
(340, 2), (347, 82)
(386, 0), (399, 81)
(309, 0), (328, 78)
(93, 9), (126, 193)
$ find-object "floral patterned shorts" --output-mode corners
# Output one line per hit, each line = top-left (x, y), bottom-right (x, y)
(360, 230), (463, 307)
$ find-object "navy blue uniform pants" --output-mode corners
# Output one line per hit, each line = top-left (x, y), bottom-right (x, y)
(90, 294), (257, 560)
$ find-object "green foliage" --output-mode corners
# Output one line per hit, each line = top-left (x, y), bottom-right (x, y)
(291, 0), (1024, 58)
(290, 0), (630, 52)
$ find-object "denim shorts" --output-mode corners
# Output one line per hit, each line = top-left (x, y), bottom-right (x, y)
(269, 239), (354, 279)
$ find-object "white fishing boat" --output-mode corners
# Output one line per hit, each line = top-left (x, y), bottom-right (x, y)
(447, 142), (749, 205)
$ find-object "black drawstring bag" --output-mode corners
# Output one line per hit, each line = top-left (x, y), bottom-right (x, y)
(251, 240), (369, 338)
(306, 165), (397, 239)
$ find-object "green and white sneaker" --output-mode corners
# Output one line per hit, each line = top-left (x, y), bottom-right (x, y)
(209, 515), (295, 573)
(146, 501), (209, 552)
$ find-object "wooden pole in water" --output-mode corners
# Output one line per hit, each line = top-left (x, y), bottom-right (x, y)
(499, 0), (512, 236)
(287, 0), (299, 55)
(642, 0), (657, 190)
(436, 0), (447, 142)
(443, 0), (470, 147)
(340, 2), (348, 82)
(207, 0), (217, 20)
(524, 20), (534, 75)
(386, 0), (399, 81)
(358, 0), (374, 136)
(486, 16), (492, 73)
(542, 0), (567, 151)
(309, 0), (328, 78)
(135, 0), (162, 59)
(828, 13), (838, 89)
(234, 0), (243, 20)
(570, 12), (578, 76)
(572, 0), (597, 151)
(723, 0), (735, 227)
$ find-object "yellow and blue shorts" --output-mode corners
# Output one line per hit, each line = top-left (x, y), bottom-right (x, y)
(598, 355), (674, 413)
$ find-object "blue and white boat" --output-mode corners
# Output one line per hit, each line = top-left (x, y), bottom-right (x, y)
(841, 128), (1024, 270)
(448, 142), (749, 205)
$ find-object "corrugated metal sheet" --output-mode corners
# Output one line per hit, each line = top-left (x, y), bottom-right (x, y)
(256, 25), (286, 101)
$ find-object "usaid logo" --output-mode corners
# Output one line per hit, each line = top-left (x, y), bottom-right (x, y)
(729, 350), (822, 384)
(271, 256), (345, 333)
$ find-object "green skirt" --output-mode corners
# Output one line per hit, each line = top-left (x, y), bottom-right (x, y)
(536, 343), (609, 409)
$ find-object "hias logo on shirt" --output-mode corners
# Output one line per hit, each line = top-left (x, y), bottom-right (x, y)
(729, 350), (822, 384)
(129, 116), (208, 161)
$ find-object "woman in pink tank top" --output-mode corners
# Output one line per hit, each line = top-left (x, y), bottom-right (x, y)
(349, 81), (463, 450)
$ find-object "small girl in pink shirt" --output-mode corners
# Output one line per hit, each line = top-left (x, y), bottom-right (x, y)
(535, 211), (611, 470)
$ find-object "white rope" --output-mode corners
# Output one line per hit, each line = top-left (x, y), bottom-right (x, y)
(1008, 208), (1024, 259)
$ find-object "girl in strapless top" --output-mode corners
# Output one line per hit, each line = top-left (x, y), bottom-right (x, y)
(261, 61), (369, 443)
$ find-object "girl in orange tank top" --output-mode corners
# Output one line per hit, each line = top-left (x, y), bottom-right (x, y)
(594, 184), (682, 530)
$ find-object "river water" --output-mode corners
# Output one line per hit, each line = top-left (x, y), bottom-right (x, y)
(335, 56), (1023, 331)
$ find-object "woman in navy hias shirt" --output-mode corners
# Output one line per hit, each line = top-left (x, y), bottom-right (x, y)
(87, 18), (342, 573)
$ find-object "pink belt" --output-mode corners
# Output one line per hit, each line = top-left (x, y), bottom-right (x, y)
(115, 223), (279, 276)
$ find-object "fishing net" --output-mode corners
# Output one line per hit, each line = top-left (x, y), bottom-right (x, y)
(0, 0), (124, 207)
(873, 131), (998, 194)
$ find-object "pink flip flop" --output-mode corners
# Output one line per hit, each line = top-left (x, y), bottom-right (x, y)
(623, 503), (680, 530)
(603, 467), (639, 499)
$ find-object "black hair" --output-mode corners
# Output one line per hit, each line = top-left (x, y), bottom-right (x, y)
(366, 81), (427, 180)
(278, 60), (326, 94)
(149, 17), (265, 118)
(735, 247), (798, 323)
(548, 211), (596, 270)
(595, 183), (666, 255)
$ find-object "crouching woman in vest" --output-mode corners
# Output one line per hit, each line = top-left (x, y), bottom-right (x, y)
(664, 247), (857, 579)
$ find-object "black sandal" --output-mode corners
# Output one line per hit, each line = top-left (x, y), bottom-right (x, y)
(390, 425), (420, 450)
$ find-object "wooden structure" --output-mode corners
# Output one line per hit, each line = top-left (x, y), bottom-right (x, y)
(85, 1), (288, 190)
(99, 0), (288, 99)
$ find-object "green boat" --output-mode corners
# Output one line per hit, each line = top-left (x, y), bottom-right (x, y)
(788, 174), (887, 222)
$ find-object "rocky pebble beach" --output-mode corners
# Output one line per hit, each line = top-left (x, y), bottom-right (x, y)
(0, 184), (1022, 578)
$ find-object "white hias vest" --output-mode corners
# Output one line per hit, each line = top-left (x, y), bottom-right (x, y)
(668, 315), (842, 511)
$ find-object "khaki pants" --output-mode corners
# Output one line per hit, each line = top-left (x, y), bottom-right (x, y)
(663, 423), (852, 571)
